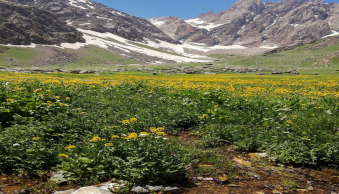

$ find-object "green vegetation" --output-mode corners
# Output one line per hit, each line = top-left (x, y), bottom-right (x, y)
(0, 72), (338, 188)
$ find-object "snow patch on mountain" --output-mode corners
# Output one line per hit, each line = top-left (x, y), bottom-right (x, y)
(322, 30), (339, 38)
(185, 18), (224, 31)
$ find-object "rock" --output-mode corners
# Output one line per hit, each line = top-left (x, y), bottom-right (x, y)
(137, 68), (143, 71)
(256, 73), (265, 75)
(272, 71), (282, 74)
(197, 177), (203, 180)
(70, 70), (81, 74)
(54, 189), (77, 194)
(0, 66), (4, 69)
(205, 63), (213, 66)
(204, 72), (216, 75)
(130, 186), (150, 193)
(145, 185), (164, 192)
(248, 152), (268, 159)
(55, 69), (69, 73)
(163, 186), (180, 192)
(311, 73), (319, 75)
(72, 186), (112, 194)
(50, 172), (69, 184)
(30, 67), (41, 71)
(203, 177), (214, 181)
(79, 70), (89, 74)
(218, 176), (228, 182)
(227, 184), (240, 187)
(185, 71), (195, 74)
(290, 71), (299, 75)
(152, 72), (158, 75)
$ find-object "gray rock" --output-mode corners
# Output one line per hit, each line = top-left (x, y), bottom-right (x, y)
(164, 186), (180, 191)
(145, 185), (164, 192)
(72, 187), (112, 194)
(70, 70), (81, 74)
(311, 73), (319, 75)
(272, 71), (282, 74)
(130, 186), (150, 193)
(205, 63), (213, 66)
(79, 70), (89, 74)
(152, 72), (158, 75)
(50, 172), (69, 184)
(256, 73), (265, 75)
(54, 189), (77, 194)
(0, 66), (5, 69)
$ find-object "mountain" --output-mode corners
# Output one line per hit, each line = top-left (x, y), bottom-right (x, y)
(6, 0), (176, 44)
(150, 0), (339, 47)
(0, 1), (84, 45)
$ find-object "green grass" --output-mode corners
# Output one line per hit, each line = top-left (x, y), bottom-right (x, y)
(0, 46), (36, 66)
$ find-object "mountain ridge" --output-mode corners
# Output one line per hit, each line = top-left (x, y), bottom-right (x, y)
(150, 0), (339, 47)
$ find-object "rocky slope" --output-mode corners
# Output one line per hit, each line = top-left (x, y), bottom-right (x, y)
(6, 0), (176, 44)
(150, 0), (339, 47)
(0, 1), (84, 45)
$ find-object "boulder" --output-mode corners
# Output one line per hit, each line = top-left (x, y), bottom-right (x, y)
(72, 187), (112, 194)
(152, 72), (158, 75)
(54, 189), (77, 194)
(70, 70), (81, 74)
(272, 71), (282, 74)
(311, 73), (319, 75)
(79, 70), (89, 74)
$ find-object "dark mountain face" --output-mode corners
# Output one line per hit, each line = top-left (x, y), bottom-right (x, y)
(150, 0), (338, 47)
(6, 0), (176, 44)
(0, 1), (84, 45)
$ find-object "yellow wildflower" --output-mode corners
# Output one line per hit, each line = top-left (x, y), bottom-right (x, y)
(89, 137), (102, 142)
(302, 131), (307, 135)
(58, 154), (69, 158)
(156, 132), (166, 136)
(214, 105), (219, 108)
(55, 96), (60, 99)
(199, 114), (209, 119)
(65, 145), (76, 149)
(104, 143), (113, 147)
(66, 97), (70, 100)
(32, 137), (40, 141)
(127, 133), (138, 140)
(111, 135), (119, 139)
(33, 88), (41, 93)
(157, 127), (165, 131)
(139, 132), (150, 137)
(46, 90), (51, 92)
(150, 127), (157, 133)
(5, 99), (14, 101)
(122, 120), (130, 125)
(129, 118), (138, 124)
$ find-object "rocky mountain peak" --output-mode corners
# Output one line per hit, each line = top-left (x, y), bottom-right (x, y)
(152, 0), (338, 47)
(6, 0), (177, 44)
(0, 1), (84, 45)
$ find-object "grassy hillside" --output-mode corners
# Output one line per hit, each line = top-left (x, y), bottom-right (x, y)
(0, 45), (137, 69)
(209, 35), (339, 73)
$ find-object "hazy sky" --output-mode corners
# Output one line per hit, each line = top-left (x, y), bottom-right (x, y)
(93, 0), (339, 20)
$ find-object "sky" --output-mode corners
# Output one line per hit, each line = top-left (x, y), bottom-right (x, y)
(93, 0), (339, 20)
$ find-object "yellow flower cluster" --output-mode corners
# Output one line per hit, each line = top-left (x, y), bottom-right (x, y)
(104, 143), (113, 147)
(1, 73), (339, 98)
(111, 135), (120, 139)
(32, 137), (40, 141)
(58, 154), (69, 158)
(65, 145), (76, 149)
(199, 114), (209, 119)
(89, 137), (103, 142)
